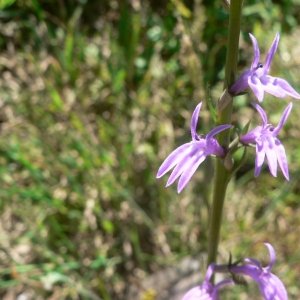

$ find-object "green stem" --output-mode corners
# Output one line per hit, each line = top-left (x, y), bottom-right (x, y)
(207, 0), (243, 269)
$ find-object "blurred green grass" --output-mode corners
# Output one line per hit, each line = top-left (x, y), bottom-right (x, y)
(0, 0), (300, 299)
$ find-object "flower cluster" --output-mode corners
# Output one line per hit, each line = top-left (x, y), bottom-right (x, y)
(157, 32), (298, 192)
(232, 32), (297, 180)
(182, 244), (287, 300)
(156, 32), (295, 299)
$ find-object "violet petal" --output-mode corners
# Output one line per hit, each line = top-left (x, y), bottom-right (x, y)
(166, 146), (202, 186)
(265, 137), (278, 177)
(157, 143), (192, 178)
(191, 102), (202, 141)
(274, 139), (289, 180)
(273, 102), (292, 136)
(255, 140), (266, 177)
(264, 32), (280, 75)
(248, 75), (265, 102)
(251, 102), (268, 127)
(177, 153), (206, 193)
(207, 124), (232, 140)
(249, 33), (260, 70)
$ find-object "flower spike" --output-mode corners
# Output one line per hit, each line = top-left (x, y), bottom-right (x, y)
(240, 102), (292, 180)
(157, 102), (232, 193)
(230, 32), (300, 102)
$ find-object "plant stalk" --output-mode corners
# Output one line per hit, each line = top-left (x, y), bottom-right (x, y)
(207, 0), (243, 270)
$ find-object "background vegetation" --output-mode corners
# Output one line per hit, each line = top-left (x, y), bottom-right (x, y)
(0, 0), (300, 299)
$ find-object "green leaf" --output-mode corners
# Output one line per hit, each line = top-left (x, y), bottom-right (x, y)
(230, 146), (247, 179)
(0, 0), (16, 10)
(49, 87), (64, 111)
(241, 119), (251, 135)
(171, 0), (192, 18)
(102, 219), (114, 233)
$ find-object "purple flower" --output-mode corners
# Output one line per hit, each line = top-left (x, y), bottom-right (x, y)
(230, 32), (300, 102)
(182, 264), (233, 300)
(240, 102), (292, 180)
(156, 102), (231, 193)
(230, 243), (288, 300)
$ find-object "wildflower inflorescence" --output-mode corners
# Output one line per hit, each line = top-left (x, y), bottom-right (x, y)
(157, 29), (296, 299)
(157, 32), (298, 191)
